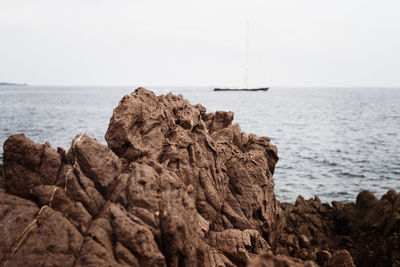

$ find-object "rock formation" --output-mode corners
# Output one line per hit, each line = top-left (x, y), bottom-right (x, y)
(0, 88), (399, 266)
(276, 190), (400, 266)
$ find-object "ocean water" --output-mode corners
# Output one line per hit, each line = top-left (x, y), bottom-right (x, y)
(1, 85), (399, 203)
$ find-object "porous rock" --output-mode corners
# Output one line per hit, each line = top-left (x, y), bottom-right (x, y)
(1, 87), (399, 266)
(277, 190), (400, 266)
(247, 254), (318, 267)
(105, 88), (282, 243)
(0, 88), (280, 267)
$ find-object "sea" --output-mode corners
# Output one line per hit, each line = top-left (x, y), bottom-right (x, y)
(1, 85), (399, 203)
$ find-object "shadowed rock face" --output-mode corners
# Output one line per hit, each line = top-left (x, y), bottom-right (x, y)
(0, 88), (398, 267)
(277, 190), (400, 267)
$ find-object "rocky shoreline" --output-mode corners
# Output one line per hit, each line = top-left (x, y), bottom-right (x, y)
(0, 88), (398, 267)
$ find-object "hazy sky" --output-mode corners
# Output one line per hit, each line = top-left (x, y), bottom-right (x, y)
(1, 0), (399, 87)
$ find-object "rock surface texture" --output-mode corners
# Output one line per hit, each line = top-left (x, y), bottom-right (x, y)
(0, 88), (398, 267)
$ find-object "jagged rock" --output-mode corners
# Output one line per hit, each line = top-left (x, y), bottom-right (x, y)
(316, 250), (331, 266)
(299, 234), (310, 249)
(3, 134), (62, 199)
(0, 191), (39, 263)
(109, 203), (166, 266)
(0, 88), (281, 266)
(30, 185), (92, 233)
(279, 189), (400, 267)
(326, 250), (355, 267)
(0, 192), (83, 267)
(247, 254), (318, 267)
(207, 229), (271, 265)
(105, 88), (281, 241)
(210, 111), (234, 133)
(69, 133), (122, 191)
(159, 188), (212, 267)
(1, 88), (399, 266)
(0, 164), (5, 190)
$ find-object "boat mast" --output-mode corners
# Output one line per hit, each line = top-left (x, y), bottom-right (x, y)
(245, 20), (249, 89)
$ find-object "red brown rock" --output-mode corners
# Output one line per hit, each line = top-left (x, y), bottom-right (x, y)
(247, 254), (318, 267)
(3, 134), (62, 199)
(277, 190), (400, 267)
(105, 88), (282, 243)
(0, 87), (399, 266)
(0, 164), (5, 190)
(316, 250), (331, 266)
(325, 250), (355, 267)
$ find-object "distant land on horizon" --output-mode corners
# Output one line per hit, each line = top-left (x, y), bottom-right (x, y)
(0, 82), (27, 86)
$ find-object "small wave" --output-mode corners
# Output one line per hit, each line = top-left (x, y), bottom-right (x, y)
(338, 172), (366, 179)
(320, 159), (339, 167)
(304, 174), (317, 180)
(278, 188), (292, 193)
(336, 191), (351, 196)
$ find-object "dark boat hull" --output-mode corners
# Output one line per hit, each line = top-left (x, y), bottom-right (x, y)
(213, 87), (269, 91)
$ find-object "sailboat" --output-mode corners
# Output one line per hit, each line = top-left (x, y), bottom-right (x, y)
(213, 21), (269, 92)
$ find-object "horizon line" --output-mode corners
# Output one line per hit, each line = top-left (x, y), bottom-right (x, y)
(3, 83), (400, 89)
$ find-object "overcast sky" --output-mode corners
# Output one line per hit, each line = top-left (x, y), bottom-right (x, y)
(1, 0), (399, 87)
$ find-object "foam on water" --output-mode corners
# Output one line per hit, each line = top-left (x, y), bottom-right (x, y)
(1, 86), (399, 202)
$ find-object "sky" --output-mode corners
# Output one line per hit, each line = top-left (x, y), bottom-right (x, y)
(1, 0), (400, 87)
